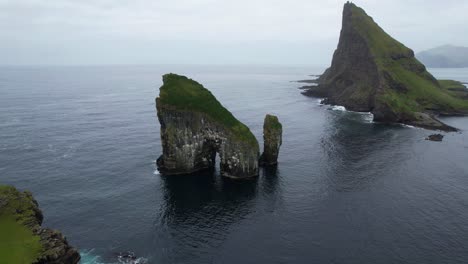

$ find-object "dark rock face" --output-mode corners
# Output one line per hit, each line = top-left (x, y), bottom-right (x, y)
(426, 134), (444, 142)
(35, 229), (81, 264)
(0, 186), (80, 264)
(308, 3), (380, 112)
(303, 2), (468, 131)
(260, 114), (282, 166)
(156, 108), (259, 178)
(156, 74), (259, 178)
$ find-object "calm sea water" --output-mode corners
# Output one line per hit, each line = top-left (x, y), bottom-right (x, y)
(1, 65), (468, 264)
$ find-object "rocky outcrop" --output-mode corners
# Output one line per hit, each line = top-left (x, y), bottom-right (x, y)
(426, 134), (444, 142)
(259, 114), (282, 166)
(0, 185), (80, 264)
(156, 74), (259, 178)
(303, 2), (468, 131)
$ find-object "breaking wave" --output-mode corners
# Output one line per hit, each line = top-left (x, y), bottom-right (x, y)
(80, 249), (148, 264)
(330, 105), (346, 111)
(400, 124), (416, 129)
(327, 105), (374, 123)
(80, 250), (106, 264)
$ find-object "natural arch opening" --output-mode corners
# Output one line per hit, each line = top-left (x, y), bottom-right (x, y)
(214, 152), (221, 174)
(200, 138), (222, 174)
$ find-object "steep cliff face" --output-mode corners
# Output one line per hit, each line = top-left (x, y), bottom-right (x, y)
(304, 2), (468, 131)
(0, 185), (80, 264)
(260, 114), (282, 166)
(156, 74), (259, 178)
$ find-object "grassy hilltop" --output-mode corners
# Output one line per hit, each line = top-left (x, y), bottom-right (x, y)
(157, 74), (258, 146)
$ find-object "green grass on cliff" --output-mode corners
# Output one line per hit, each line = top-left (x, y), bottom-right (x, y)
(264, 114), (282, 130)
(380, 90), (419, 117)
(348, 3), (468, 114)
(0, 186), (41, 226)
(0, 186), (43, 264)
(0, 218), (43, 264)
(157, 74), (258, 147)
(349, 3), (408, 60)
(439, 80), (466, 90)
(385, 65), (468, 112)
(439, 80), (468, 99)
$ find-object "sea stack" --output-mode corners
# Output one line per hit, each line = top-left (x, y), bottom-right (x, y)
(260, 114), (282, 166)
(156, 74), (259, 178)
(303, 2), (468, 131)
(0, 185), (80, 264)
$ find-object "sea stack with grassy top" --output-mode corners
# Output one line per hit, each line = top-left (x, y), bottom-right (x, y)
(303, 2), (468, 131)
(260, 114), (282, 166)
(156, 73), (260, 178)
(0, 185), (80, 264)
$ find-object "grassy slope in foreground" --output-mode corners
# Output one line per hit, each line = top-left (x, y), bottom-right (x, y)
(157, 73), (258, 147)
(0, 185), (43, 263)
(349, 3), (468, 117)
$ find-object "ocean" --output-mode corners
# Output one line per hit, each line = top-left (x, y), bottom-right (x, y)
(1, 65), (467, 263)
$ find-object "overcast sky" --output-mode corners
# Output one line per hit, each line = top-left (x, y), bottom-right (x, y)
(1, 0), (467, 66)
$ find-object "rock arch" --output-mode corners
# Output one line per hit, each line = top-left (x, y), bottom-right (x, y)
(156, 74), (259, 178)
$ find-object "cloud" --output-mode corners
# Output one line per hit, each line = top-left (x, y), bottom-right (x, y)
(0, 0), (467, 65)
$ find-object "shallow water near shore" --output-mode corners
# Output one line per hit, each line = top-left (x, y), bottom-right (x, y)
(1, 65), (468, 264)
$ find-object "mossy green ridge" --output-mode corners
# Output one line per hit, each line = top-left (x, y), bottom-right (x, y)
(0, 185), (80, 264)
(158, 73), (258, 146)
(304, 2), (468, 131)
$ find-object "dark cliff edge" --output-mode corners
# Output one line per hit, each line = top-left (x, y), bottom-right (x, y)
(259, 114), (282, 166)
(156, 73), (260, 179)
(302, 2), (468, 131)
(0, 185), (80, 264)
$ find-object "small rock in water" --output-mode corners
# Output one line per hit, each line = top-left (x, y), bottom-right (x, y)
(259, 114), (282, 166)
(426, 134), (444, 142)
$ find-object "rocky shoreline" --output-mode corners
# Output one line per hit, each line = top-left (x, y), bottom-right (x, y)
(0, 185), (80, 264)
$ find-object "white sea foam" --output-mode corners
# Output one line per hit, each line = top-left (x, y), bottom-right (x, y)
(79, 249), (106, 264)
(401, 124), (416, 129)
(117, 251), (148, 264)
(153, 169), (160, 176)
(361, 113), (374, 123)
(80, 249), (148, 264)
(327, 104), (375, 123)
(330, 105), (346, 111)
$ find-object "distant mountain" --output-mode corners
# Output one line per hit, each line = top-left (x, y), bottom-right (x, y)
(417, 45), (468, 68)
